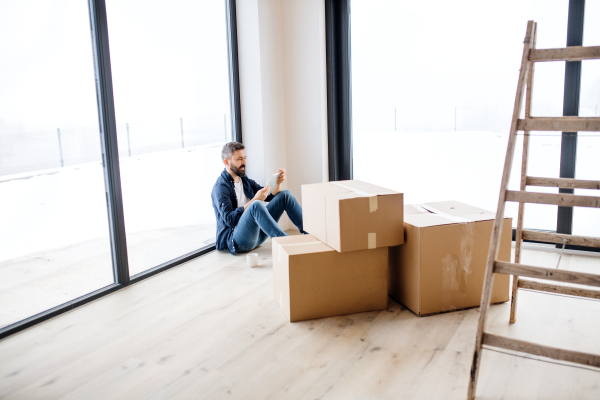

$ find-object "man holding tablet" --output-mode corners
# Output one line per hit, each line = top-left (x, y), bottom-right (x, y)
(211, 141), (306, 255)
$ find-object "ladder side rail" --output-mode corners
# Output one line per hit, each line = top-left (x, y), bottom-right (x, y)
(511, 134), (529, 323)
(467, 20), (536, 400)
(518, 279), (600, 300)
(511, 25), (537, 324)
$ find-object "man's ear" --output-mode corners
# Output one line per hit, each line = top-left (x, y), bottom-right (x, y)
(223, 158), (229, 167)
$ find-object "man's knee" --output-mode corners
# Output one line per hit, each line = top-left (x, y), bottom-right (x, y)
(248, 200), (267, 214)
(279, 189), (293, 200)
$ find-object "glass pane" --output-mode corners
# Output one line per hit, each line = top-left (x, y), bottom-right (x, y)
(351, 0), (568, 229)
(583, 0), (600, 47)
(105, 0), (231, 275)
(0, 0), (113, 328)
(573, 59), (600, 237)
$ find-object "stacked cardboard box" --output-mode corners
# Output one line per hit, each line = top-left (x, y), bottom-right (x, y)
(273, 180), (404, 322)
(272, 235), (388, 322)
(272, 181), (512, 322)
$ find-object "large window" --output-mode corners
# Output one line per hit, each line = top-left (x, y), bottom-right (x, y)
(105, 0), (232, 275)
(0, 0), (112, 329)
(574, 2), (600, 236)
(0, 0), (238, 335)
(351, 0), (599, 238)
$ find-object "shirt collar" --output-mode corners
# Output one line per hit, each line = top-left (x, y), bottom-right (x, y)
(221, 168), (243, 184)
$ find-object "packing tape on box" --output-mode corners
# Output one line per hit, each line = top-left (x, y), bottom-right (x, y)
(413, 204), (428, 213)
(417, 204), (473, 224)
(368, 233), (376, 249)
(278, 241), (322, 261)
(330, 182), (378, 212)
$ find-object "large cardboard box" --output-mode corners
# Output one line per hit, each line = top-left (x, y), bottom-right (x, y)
(388, 201), (511, 316)
(302, 180), (404, 253)
(272, 234), (388, 322)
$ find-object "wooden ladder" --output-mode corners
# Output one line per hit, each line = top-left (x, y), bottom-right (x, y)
(467, 20), (600, 400)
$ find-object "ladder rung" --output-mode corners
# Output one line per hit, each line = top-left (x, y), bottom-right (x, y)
(482, 333), (600, 368)
(494, 261), (600, 287)
(506, 190), (600, 208)
(517, 117), (600, 132)
(529, 45), (600, 62)
(521, 230), (600, 248)
(518, 278), (600, 299)
(526, 176), (600, 190)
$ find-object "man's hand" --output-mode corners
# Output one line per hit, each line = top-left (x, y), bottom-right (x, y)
(244, 186), (270, 211)
(254, 186), (271, 202)
(276, 168), (285, 184)
(272, 168), (285, 196)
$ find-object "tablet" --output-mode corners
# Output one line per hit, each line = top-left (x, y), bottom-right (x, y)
(266, 173), (280, 196)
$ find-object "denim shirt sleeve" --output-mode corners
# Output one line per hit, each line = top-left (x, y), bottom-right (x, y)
(213, 182), (244, 228)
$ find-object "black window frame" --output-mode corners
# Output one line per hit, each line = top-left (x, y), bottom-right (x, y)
(0, 0), (243, 340)
(325, 0), (353, 182)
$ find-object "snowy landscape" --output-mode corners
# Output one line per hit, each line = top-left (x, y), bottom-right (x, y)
(354, 129), (600, 236)
(0, 143), (224, 327)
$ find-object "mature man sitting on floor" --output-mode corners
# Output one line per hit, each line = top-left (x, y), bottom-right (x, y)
(211, 141), (306, 255)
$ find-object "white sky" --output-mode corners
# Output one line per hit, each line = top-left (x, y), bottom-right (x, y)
(351, 0), (600, 132)
(0, 0), (231, 135)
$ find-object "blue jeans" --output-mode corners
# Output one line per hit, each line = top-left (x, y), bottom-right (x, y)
(232, 190), (305, 253)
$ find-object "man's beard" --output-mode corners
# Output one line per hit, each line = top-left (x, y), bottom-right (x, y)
(230, 164), (246, 177)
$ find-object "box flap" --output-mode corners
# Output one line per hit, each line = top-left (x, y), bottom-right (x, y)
(422, 201), (492, 217)
(405, 201), (498, 228)
(329, 180), (399, 197)
(302, 182), (348, 195)
(405, 213), (462, 228)
(405, 204), (425, 215)
(273, 234), (333, 257)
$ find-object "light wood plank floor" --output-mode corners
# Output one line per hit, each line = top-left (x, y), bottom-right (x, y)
(1, 237), (599, 399)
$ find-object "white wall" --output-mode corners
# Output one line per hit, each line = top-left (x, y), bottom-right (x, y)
(236, 0), (329, 230)
(236, 0), (267, 184)
(281, 0), (329, 199)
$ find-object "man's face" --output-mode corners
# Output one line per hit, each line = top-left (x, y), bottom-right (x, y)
(227, 149), (247, 177)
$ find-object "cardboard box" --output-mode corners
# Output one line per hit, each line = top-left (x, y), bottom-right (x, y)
(272, 234), (388, 322)
(388, 201), (511, 316)
(302, 180), (404, 253)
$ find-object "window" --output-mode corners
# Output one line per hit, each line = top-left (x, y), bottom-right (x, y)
(0, 0), (239, 336)
(351, 0), (598, 238)
(105, 0), (232, 275)
(0, 0), (112, 329)
(573, 1), (600, 237)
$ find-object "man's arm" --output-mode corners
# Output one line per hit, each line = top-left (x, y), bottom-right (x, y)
(212, 184), (244, 228)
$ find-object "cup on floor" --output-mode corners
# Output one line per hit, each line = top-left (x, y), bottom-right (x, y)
(246, 253), (259, 267)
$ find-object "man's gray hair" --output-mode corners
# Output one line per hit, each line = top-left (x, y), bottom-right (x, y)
(221, 141), (245, 161)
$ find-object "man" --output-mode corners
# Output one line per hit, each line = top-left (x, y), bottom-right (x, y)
(211, 142), (306, 255)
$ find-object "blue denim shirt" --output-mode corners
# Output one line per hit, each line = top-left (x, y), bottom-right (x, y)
(211, 169), (274, 255)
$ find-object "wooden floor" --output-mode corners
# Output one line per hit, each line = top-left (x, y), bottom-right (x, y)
(1, 237), (599, 399)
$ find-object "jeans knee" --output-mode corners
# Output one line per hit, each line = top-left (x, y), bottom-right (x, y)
(279, 190), (292, 199)
(248, 200), (267, 214)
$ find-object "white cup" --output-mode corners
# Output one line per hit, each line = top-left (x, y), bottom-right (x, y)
(246, 253), (259, 267)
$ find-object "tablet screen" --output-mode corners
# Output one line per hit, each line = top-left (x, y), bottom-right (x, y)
(266, 173), (280, 196)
